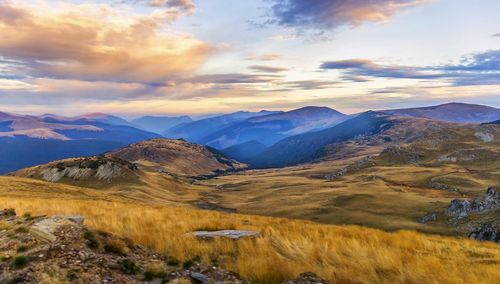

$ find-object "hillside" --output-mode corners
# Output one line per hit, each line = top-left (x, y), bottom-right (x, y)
(109, 138), (247, 177)
(382, 103), (500, 123)
(131, 115), (192, 134)
(12, 156), (142, 188)
(249, 111), (392, 168)
(196, 120), (499, 236)
(221, 140), (268, 162)
(0, 138), (123, 174)
(201, 106), (348, 149)
(163, 110), (280, 143)
(0, 178), (499, 284)
(0, 111), (161, 173)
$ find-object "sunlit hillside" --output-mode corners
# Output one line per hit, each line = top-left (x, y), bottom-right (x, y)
(1, 177), (499, 284)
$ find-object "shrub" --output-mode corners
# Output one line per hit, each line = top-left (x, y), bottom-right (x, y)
(166, 256), (180, 266)
(104, 239), (129, 256)
(14, 227), (29, 234)
(83, 230), (100, 249)
(12, 255), (28, 269)
(120, 259), (139, 275)
(143, 263), (166, 281)
(16, 245), (28, 253)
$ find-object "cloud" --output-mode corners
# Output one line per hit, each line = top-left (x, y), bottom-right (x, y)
(249, 65), (290, 73)
(267, 0), (429, 32)
(125, 0), (195, 22)
(320, 50), (500, 86)
(246, 54), (283, 61)
(281, 80), (339, 90)
(492, 33), (500, 37)
(320, 59), (442, 79)
(0, 3), (213, 85)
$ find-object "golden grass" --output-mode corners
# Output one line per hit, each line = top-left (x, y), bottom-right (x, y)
(1, 197), (499, 284)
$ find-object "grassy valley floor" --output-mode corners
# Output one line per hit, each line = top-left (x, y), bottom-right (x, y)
(0, 176), (499, 283)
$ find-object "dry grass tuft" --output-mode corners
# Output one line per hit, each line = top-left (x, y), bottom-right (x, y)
(1, 197), (499, 283)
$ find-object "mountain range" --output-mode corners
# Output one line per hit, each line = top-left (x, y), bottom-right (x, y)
(1, 102), (499, 173)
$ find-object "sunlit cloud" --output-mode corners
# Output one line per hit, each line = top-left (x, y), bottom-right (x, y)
(320, 50), (500, 86)
(0, 2), (213, 85)
(249, 65), (290, 73)
(266, 0), (430, 33)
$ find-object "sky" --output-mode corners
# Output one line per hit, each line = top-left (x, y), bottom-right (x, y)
(0, 0), (499, 116)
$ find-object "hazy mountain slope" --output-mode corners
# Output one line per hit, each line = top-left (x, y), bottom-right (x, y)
(0, 112), (159, 142)
(131, 115), (192, 134)
(250, 111), (393, 168)
(109, 138), (247, 176)
(53, 121), (160, 144)
(201, 106), (347, 149)
(0, 137), (123, 174)
(162, 110), (280, 142)
(220, 140), (267, 162)
(0, 112), (161, 173)
(483, 119), (500, 125)
(382, 103), (500, 123)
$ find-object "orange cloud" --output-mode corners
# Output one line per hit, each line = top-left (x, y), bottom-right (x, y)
(0, 3), (213, 84)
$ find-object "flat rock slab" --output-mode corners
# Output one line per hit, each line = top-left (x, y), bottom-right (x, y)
(30, 216), (85, 242)
(192, 230), (259, 240)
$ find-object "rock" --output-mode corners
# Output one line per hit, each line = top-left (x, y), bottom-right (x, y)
(325, 156), (375, 181)
(54, 215), (85, 225)
(0, 208), (16, 217)
(420, 212), (438, 224)
(190, 272), (210, 283)
(30, 216), (80, 242)
(192, 230), (259, 240)
(447, 187), (500, 220)
(283, 272), (329, 284)
(469, 223), (499, 243)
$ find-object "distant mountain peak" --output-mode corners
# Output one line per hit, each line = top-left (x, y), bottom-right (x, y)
(383, 102), (500, 123)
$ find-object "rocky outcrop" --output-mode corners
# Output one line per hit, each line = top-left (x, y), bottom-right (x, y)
(13, 156), (141, 185)
(192, 230), (260, 240)
(283, 272), (329, 284)
(378, 145), (422, 165)
(469, 223), (499, 243)
(419, 212), (438, 224)
(447, 187), (499, 220)
(0, 209), (246, 283)
(325, 156), (375, 181)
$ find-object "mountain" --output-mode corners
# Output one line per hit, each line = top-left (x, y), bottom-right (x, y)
(0, 138), (123, 174)
(42, 113), (134, 127)
(483, 119), (500, 125)
(109, 138), (247, 177)
(131, 115), (192, 134)
(201, 106), (348, 149)
(0, 112), (160, 173)
(162, 110), (280, 143)
(220, 140), (267, 162)
(249, 111), (393, 168)
(382, 103), (500, 123)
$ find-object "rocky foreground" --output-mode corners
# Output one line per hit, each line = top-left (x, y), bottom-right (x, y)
(0, 209), (327, 284)
(421, 186), (499, 242)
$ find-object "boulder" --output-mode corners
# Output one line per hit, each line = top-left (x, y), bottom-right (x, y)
(0, 208), (16, 217)
(192, 230), (259, 240)
(190, 272), (210, 283)
(420, 212), (438, 224)
(30, 216), (84, 242)
(283, 272), (329, 284)
(469, 223), (499, 243)
(447, 187), (500, 220)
